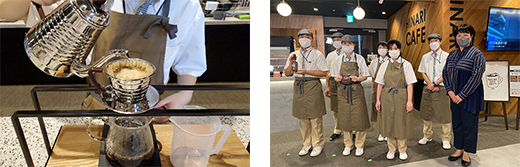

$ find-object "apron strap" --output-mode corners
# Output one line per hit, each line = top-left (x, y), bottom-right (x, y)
(384, 86), (406, 97)
(342, 84), (354, 105)
(161, 0), (170, 17)
(144, 18), (178, 39)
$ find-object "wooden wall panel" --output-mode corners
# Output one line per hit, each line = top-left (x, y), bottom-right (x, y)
(270, 28), (318, 49)
(388, 0), (520, 115)
(270, 14), (325, 54)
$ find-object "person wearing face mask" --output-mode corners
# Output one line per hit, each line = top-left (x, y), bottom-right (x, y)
(331, 34), (370, 157)
(369, 41), (390, 142)
(284, 29), (329, 157)
(325, 32), (344, 141)
(375, 39), (417, 160)
(417, 34), (452, 149)
(442, 24), (484, 167)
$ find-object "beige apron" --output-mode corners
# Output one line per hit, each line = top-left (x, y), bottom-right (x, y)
(337, 57), (370, 132)
(329, 77), (338, 112)
(82, 0), (176, 109)
(371, 61), (383, 122)
(420, 85), (451, 123)
(292, 77), (327, 119)
(376, 61), (414, 139)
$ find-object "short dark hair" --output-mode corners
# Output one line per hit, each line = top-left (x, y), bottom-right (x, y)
(453, 23), (475, 48)
(377, 41), (388, 48)
(387, 39), (402, 49)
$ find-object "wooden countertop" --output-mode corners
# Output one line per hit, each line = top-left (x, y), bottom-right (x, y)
(47, 125), (249, 167)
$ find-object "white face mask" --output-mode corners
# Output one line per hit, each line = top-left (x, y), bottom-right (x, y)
(342, 45), (354, 53)
(299, 38), (311, 48)
(388, 50), (400, 59)
(333, 41), (342, 49)
(377, 49), (387, 57)
(430, 42), (440, 51)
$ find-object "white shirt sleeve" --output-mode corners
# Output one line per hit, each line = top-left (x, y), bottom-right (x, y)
(166, 0), (207, 80)
(358, 55), (370, 77)
(403, 61), (418, 85)
(374, 61), (388, 85)
(369, 58), (378, 77)
(417, 54), (428, 73)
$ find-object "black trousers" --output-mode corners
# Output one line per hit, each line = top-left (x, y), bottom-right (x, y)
(451, 102), (479, 153)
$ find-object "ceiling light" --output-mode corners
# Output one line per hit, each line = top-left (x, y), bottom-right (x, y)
(379, 0), (384, 5)
(353, 0), (365, 20)
(277, 0), (292, 17)
(313, 8), (318, 11)
(382, 11), (386, 15)
(332, 8), (335, 12)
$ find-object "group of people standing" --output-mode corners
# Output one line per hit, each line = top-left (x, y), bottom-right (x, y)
(284, 23), (484, 167)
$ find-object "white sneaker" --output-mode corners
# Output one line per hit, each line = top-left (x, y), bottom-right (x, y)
(310, 146), (323, 157)
(299, 145), (312, 156)
(399, 152), (408, 160)
(378, 134), (385, 142)
(355, 148), (364, 156)
(418, 137), (432, 145)
(386, 151), (395, 160)
(384, 137), (387, 141)
(342, 147), (353, 156)
(442, 141), (451, 149)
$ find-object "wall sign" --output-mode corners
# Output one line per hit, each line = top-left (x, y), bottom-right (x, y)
(483, 60), (510, 102)
(405, 8), (426, 46)
(510, 65), (520, 97)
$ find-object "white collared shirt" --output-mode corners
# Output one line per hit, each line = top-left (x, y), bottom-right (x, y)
(330, 52), (369, 77)
(326, 49), (342, 77)
(284, 47), (328, 78)
(375, 57), (417, 85)
(418, 49), (449, 86)
(369, 56), (390, 78)
(27, 0), (207, 84)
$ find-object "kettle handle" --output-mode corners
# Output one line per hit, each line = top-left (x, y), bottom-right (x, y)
(88, 67), (107, 92)
(210, 124), (232, 155)
(87, 116), (109, 141)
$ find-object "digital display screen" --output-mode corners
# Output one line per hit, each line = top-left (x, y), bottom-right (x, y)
(486, 7), (520, 51)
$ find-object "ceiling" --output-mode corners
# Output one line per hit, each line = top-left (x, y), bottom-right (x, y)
(270, 0), (411, 19)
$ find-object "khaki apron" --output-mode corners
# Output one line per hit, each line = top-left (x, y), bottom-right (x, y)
(336, 57), (370, 132)
(420, 85), (451, 123)
(376, 61), (414, 139)
(292, 77), (327, 119)
(329, 77), (338, 112)
(82, 0), (176, 109)
(371, 61), (383, 122)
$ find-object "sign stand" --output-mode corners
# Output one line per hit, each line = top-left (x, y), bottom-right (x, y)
(481, 101), (509, 130)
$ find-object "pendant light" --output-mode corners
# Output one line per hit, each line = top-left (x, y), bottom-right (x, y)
(353, 0), (365, 20)
(277, 0), (292, 17)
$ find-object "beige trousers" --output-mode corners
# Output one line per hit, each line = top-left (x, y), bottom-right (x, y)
(333, 111), (342, 134)
(423, 120), (452, 141)
(298, 117), (324, 147)
(387, 137), (407, 152)
(343, 130), (366, 148)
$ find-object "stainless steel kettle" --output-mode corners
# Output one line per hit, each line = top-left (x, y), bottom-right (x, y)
(23, 0), (125, 78)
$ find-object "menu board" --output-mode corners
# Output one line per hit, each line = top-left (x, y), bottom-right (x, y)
(510, 65), (520, 97)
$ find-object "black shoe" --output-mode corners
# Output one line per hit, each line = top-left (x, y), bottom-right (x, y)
(448, 154), (462, 161)
(330, 133), (341, 141)
(461, 158), (471, 167)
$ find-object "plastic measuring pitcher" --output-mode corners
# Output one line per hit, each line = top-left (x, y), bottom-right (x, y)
(170, 116), (231, 167)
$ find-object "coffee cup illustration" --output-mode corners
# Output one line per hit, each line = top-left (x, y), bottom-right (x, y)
(486, 72), (503, 90)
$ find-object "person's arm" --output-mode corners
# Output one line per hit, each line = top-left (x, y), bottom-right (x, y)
(283, 53), (296, 77)
(457, 51), (486, 100)
(376, 83), (383, 112)
(154, 75), (197, 109)
(296, 69), (327, 77)
(421, 72), (434, 90)
(432, 76), (443, 92)
(406, 83), (413, 112)
(0, 0), (31, 21)
(442, 54), (454, 96)
(325, 71), (330, 97)
(351, 55), (369, 82)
